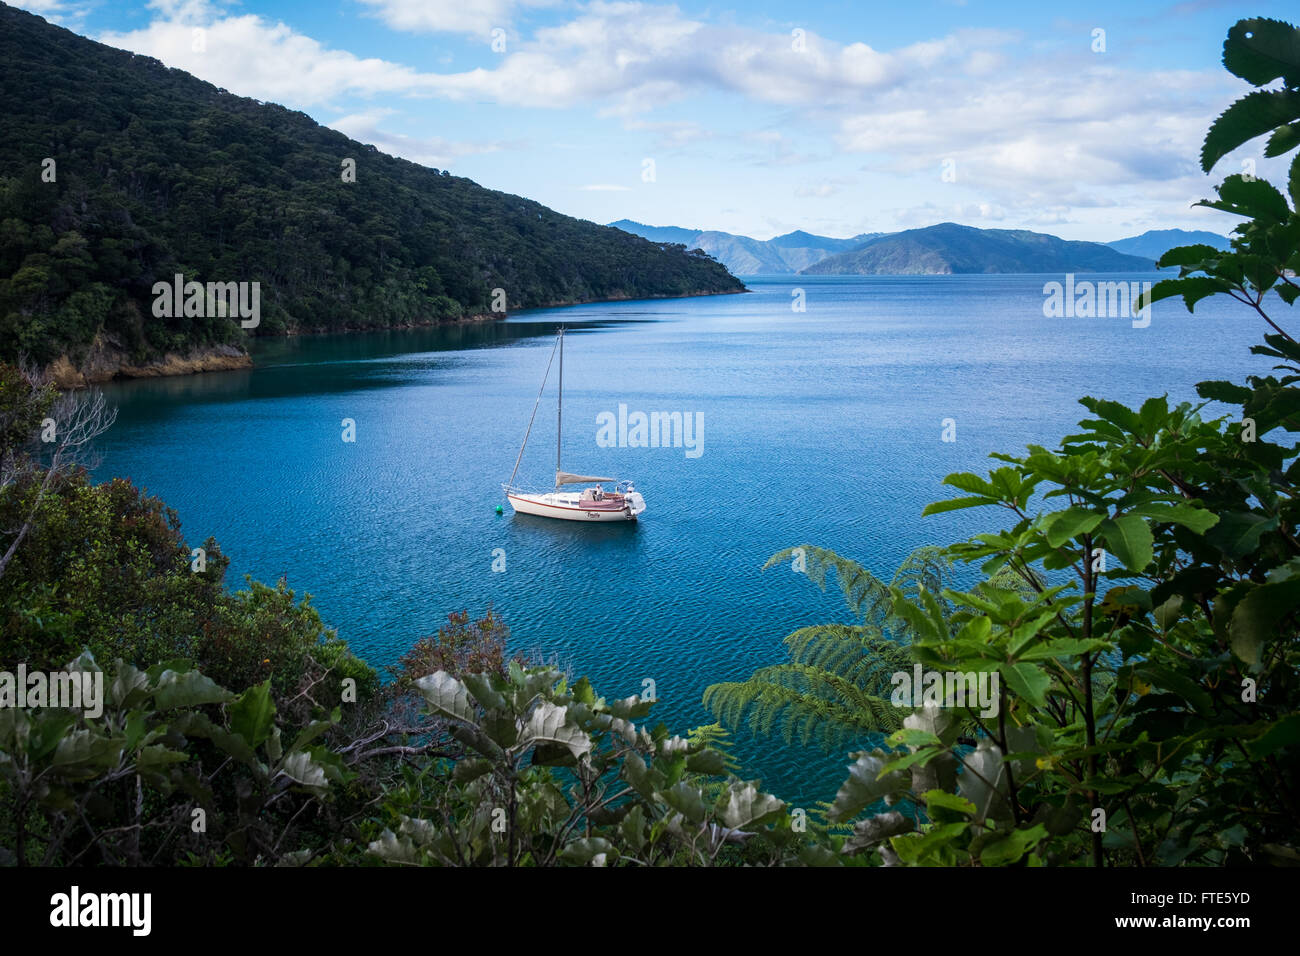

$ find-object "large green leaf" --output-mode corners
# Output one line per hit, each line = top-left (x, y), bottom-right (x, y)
(718, 781), (784, 829)
(1292, 149), (1300, 208)
(889, 822), (969, 864)
(1000, 662), (1051, 707)
(1222, 18), (1300, 87)
(451, 757), (494, 784)
(1202, 91), (1300, 173)
(923, 790), (976, 818)
(1196, 379), (1253, 404)
(1157, 244), (1226, 268)
(843, 811), (912, 853)
(109, 663), (151, 709)
(1265, 121), (1300, 158)
(1140, 276), (1229, 313)
(1196, 173), (1295, 222)
(922, 495), (999, 516)
(1205, 511), (1278, 558)
(415, 671), (476, 723)
(1040, 507), (1105, 548)
(558, 837), (614, 866)
(51, 729), (124, 779)
(1127, 502), (1219, 535)
(685, 748), (728, 776)
(662, 781), (707, 823)
(1250, 714), (1300, 758)
(277, 750), (329, 789)
(25, 711), (76, 761)
(229, 680), (275, 749)
(1228, 579), (1300, 670)
(980, 824), (1048, 867)
(942, 472), (1000, 497)
(1098, 515), (1154, 572)
(521, 701), (591, 759)
(152, 669), (234, 710)
(828, 752), (906, 822)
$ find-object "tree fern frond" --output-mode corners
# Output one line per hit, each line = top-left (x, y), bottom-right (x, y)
(704, 662), (907, 749)
(890, 545), (956, 603)
(686, 722), (741, 774)
(781, 625), (914, 693)
(719, 545), (971, 755)
(764, 544), (895, 626)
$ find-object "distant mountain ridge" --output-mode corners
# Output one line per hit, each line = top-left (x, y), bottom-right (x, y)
(1104, 229), (1231, 261)
(608, 220), (883, 274)
(610, 220), (1212, 276)
(802, 223), (1156, 275)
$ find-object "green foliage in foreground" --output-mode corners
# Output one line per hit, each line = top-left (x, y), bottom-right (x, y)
(0, 464), (376, 713)
(0, 653), (351, 866)
(365, 665), (822, 866)
(1146, 16), (1300, 322)
(0, 653), (841, 867)
(704, 545), (949, 749)
(2, 14), (1299, 868)
(702, 15), (1300, 868)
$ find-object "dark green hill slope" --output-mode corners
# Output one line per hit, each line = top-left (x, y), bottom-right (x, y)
(0, 4), (742, 380)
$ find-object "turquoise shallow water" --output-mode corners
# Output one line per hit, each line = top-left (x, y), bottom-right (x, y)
(95, 274), (1276, 806)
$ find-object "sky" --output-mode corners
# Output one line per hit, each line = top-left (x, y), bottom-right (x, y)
(13, 0), (1299, 242)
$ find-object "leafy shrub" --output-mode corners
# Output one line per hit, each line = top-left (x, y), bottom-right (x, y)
(390, 608), (517, 686)
(0, 653), (352, 866)
(366, 664), (826, 866)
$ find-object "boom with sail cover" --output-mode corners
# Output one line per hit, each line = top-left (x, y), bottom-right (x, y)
(555, 472), (616, 485)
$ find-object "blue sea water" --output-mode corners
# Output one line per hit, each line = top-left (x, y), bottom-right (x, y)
(94, 274), (1279, 806)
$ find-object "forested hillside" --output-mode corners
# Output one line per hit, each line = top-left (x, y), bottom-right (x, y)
(0, 4), (741, 379)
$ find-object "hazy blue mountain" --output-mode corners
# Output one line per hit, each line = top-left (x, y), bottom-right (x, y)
(1105, 229), (1231, 261)
(607, 221), (882, 274)
(764, 230), (887, 271)
(802, 222), (1156, 275)
(606, 220), (705, 246)
(691, 231), (792, 273)
(766, 230), (882, 252)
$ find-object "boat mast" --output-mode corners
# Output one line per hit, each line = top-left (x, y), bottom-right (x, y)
(555, 327), (563, 489)
(506, 331), (560, 492)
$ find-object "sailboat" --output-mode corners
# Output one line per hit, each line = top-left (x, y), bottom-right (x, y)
(502, 328), (646, 522)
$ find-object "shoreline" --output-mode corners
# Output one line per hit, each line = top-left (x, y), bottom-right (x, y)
(47, 286), (748, 387)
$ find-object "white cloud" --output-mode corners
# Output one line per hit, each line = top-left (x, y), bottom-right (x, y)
(328, 110), (504, 167)
(887, 201), (1010, 227)
(621, 118), (712, 149)
(16, 0), (78, 11)
(736, 130), (822, 167)
(355, 0), (567, 38)
(89, 0), (1270, 233)
(99, 14), (434, 106)
(14, 0), (92, 25)
(365, 6), (1020, 111)
(354, 0), (521, 38)
(146, 0), (222, 21)
(794, 177), (853, 198)
(835, 57), (1250, 230)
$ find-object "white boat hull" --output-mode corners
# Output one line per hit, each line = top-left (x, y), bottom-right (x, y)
(506, 490), (645, 522)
